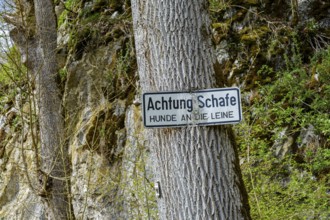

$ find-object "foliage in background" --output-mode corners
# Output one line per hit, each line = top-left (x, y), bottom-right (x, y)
(209, 0), (330, 219)
(0, 46), (23, 85)
(236, 44), (330, 219)
(0, 46), (26, 114)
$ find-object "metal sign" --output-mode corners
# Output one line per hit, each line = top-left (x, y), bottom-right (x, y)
(142, 87), (242, 128)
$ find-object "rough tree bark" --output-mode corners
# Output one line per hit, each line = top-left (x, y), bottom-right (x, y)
(131, 0), (251, 219)
(33, 0), (72, 219)
(4, 0), (73, 219)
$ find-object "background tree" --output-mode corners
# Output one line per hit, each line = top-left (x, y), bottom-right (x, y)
(33, 0), (73, 218)
(4, 0), (73, 218)
(131, 0), (251, 219)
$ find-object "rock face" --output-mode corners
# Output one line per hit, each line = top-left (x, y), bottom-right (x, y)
(0, 1), (157, 219)
(0, 36), (155, 220)
(0, 93), (43, 219)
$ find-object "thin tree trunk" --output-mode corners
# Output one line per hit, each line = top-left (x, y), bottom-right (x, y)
(131, 0), (251, 219)
(33, 0), (72, 218)
(4, 0), (72, 218)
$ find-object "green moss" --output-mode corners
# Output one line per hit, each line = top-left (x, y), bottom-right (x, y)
(212, 22), (229, 32)
(244, 0), (258, 4)
(57, 0), (77, 26)
(240, 26), (270, 44)
(81, 12), (102, 24)
(241, 33), (259, 43)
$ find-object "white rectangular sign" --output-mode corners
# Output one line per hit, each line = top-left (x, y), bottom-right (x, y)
(142, 87), (242, 128)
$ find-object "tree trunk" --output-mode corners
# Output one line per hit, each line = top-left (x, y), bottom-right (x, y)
(33, 0), (72, 219)
(131, 0), (251, 219)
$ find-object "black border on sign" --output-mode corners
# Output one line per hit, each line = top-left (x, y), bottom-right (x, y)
(142, 87), (242, 128)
